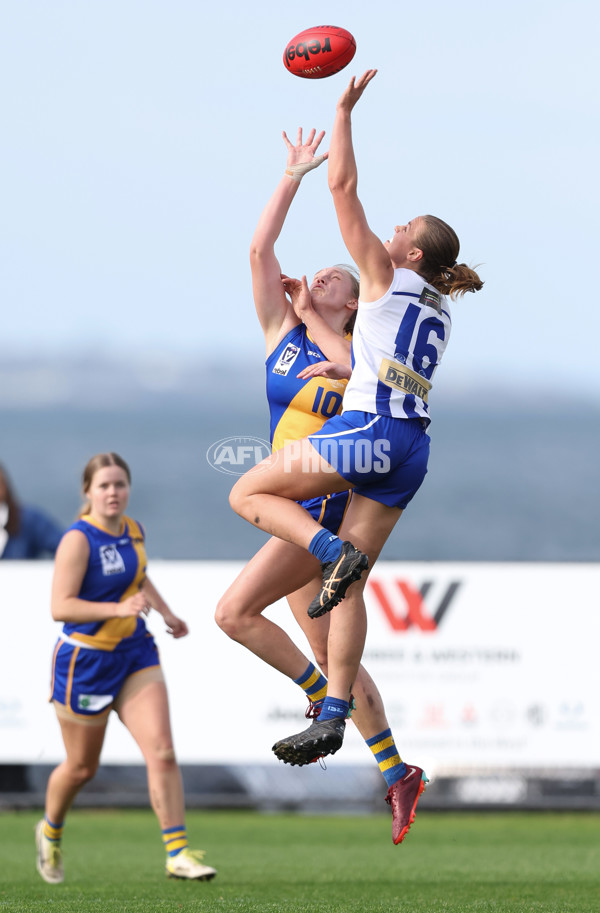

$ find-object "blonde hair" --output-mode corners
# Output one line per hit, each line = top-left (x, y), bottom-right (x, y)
(329, 263), (360, 334)
(416, 215), (484, 299)
(79, 452), (131, 517)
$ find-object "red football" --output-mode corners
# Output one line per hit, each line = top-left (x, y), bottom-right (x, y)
(283, 25), (356, 79)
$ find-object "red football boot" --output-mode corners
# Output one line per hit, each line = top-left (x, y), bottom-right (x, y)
(385, 765), (428, 844)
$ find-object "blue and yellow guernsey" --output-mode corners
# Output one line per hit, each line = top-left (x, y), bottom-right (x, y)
(61, 515), (149, 652)
(267, 324), (349, 451)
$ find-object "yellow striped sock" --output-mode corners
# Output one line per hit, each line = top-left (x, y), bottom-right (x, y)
(162, 825), (188, 857)
(294, 662), (328, 703)
(366, 728), (407, 788)
(43, 817), (64, 843)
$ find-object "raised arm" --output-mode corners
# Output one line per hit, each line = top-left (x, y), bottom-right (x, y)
(251, 128), (327, 355)
(327, 70), (393, 302)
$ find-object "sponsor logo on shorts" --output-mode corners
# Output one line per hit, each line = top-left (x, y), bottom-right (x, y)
(77, 694), (113, 712)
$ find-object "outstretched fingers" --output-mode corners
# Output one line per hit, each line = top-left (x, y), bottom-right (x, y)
(356, 68), (378, 88)
(339, 69), (378, 110)
(282, 127), (328, 158)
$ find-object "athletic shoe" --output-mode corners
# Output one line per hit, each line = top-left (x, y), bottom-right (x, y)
(35, 819), (64, 884)
(385, 765), (429, 844)
(166, 847), (217, 881)
(272, 717), (345, 766)
(305, 698), (324, 720)
(308, 541), (369, 619)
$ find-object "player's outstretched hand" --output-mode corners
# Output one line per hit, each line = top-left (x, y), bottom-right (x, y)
(337, 69), (378, 113)
(282, 127), (328, 181)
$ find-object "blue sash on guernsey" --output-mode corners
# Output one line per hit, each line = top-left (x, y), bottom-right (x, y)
(267, 324), (349, 452)
(60, 515), (148, 652)
(267, 324), (352, 533)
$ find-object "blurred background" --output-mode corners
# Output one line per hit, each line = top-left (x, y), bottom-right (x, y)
(1, 1), (598, 811)
(1, 0), (598, 562)
(1, 364), (598, 562)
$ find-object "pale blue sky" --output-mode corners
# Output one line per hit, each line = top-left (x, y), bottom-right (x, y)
(2, 0), (599, 398)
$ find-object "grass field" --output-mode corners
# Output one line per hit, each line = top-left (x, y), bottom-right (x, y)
(2, 808), (599, 912)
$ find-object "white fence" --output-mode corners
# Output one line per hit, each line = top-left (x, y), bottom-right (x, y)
(1, 560), (598, 781)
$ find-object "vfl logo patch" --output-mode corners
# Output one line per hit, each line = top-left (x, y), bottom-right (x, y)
(272, 343), (300, 376)
(419, 287), (442, 312)
(99, 544), (126, 576)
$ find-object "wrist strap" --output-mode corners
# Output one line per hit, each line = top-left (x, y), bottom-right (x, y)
(285, 154), (326, 182)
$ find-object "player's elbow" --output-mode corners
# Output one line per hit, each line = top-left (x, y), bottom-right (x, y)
(51, 601), (66, 622)
(249, 240), (272, 267)
(51, 595), (73, 622)
(328, 174), (357, 197)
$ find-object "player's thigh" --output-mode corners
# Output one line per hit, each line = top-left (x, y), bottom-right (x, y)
(55, 712), (108, 768)
(232, 438), (350, 501)
(117, 676), (174, 751)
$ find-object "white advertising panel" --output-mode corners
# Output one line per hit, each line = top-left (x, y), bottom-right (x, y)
(0, 561), (597, 772)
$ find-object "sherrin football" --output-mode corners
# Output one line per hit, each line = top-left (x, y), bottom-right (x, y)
(283, 25), (356, 79)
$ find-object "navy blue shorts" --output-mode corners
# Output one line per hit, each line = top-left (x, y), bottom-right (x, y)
(50, 634), (161, 720)
(308, 410), (430, 509)
(300, 489), (352, 534)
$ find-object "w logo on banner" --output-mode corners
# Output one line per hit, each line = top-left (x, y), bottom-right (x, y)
(368, 578), (462, 631)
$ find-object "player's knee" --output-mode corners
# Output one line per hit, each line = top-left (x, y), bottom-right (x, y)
(304, 629), (329, 670)
(214, 597), (229, 634)
(313, 652), (328, 675)
(68, 759), (99, 786)
(154, 744), (177, 767)
(303, 634), (328, 671)
(215, 594), (245, 640)
(228, 479), (245, 517)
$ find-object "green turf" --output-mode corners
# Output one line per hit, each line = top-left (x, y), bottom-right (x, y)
(2, 809), (599, 912)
